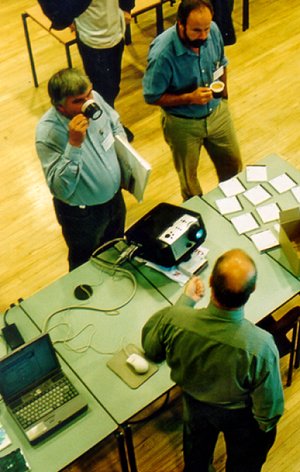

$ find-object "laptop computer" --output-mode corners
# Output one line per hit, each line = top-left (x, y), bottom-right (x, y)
(0, 333), (88, 444)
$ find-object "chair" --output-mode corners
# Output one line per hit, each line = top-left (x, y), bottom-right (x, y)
(257, 306), (300, 386)
(22, 4), (77, 87)
(125, 0), (176, 45)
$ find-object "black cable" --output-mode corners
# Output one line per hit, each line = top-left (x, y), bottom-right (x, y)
(91, 237), (126, 259)
(3, 308), (10, 327)
(3, 303), (17, 327)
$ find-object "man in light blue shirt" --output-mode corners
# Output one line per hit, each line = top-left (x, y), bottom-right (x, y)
(36, 68), (127, 270)
(143, 0), (242, 200)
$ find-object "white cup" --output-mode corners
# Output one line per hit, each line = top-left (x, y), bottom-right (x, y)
(210, 80), (225, 98)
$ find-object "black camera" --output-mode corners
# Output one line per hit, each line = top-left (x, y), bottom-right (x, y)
(81, 100), (102, 120)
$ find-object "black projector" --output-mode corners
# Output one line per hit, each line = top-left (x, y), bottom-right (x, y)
(125, 203), (206, 267)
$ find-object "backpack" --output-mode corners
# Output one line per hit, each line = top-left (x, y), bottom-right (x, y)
(38, 1), (135, 30)
(37, 0), (92, 30)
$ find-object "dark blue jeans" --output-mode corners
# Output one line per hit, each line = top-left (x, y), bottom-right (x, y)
(182, 393), (277, 472)
(53, 190), (126, 270)
(77, 37), (124, 108)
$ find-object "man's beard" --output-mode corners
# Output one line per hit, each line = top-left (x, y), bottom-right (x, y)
(182, 27), (207, 48)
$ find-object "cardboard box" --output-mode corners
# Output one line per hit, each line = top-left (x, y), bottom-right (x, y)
(279, 207), (300, 276)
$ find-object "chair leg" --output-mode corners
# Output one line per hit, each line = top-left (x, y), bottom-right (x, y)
(22, 13), (39, 87)
(286, 323), (297, 387)
(242, 0), (249, 31)
(294, 319), (300, 369)
(155, 4), (164, 35)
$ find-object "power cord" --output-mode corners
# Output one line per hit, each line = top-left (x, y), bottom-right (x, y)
(91, 237), (140, 266)
(115, 244), (140, 265)
(49, 322), (119, 355)
(41, 239), (138, 334)
(42, 304), (120, 333)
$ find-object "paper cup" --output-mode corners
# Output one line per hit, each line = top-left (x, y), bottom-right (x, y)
(210, 80), (225, 98)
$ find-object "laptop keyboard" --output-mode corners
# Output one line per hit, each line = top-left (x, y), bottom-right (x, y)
(14, 376), (79, 429)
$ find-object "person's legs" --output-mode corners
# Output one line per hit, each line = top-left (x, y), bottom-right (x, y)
(53, 191), (126, 270)
(182, 396), (276, 472)
(222, 408), (277, 472)
(210, 0), (236, 45)
(77, 38), (124, 108)
(77, 37), (133, 141)
(182, 394), (219, 472)
(162, 112), (205, 200)
(95, 189), (126, 247)
(204, 100), (242, 182)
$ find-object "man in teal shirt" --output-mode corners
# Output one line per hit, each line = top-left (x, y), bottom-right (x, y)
(143, 0), (242, 200)
(142, 249), (284, 471)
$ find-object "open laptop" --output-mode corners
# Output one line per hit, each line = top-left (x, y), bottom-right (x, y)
(0, 333), (88, 444)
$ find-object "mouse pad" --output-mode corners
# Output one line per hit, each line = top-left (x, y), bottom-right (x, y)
(107, 344), (158, 389)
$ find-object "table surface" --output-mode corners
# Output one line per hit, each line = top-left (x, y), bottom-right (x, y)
(202, 153), (300, 279)
(0, 306), (118, 472)
(1, 153), (299, 470)
(19, 255), (174, 425)
(132, 194), (300, 323)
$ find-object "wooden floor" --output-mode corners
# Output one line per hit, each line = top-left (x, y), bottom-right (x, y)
(1, 0), (300, 470)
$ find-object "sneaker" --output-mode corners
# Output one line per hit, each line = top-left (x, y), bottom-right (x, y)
(123, 126), (134, 143)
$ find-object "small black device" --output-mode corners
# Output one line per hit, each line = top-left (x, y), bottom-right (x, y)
(2, 323), (25, 350)
(0, 448), (30, 472)
(81, 99), (102, 120)
(125, 202), (207, 267)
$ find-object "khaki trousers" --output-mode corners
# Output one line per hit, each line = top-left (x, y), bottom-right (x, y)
(162, 100), (242, 200)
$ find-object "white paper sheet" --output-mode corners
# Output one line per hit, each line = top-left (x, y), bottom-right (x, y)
(246, 165), (268, 182)
(256, 202), (280, 223)
(215, 196), (242, 215)
(250, 230), (279, 252)
(143, 247), (209, 285)
(0, 424), (12, 451)
(291, 185), (300, 203)
(243, 185), (271, 205)
(269, 173), (297, 193)
(219, 177), (245, 197)
(230, 213), (259, 234)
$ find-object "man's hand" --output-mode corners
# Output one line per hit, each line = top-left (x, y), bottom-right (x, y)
(69, 22), (76, 33)
(123, 11), (132, 24)
(190, 87), (213, 105)
(184, 276), (205, 302)
(69, 114), (89, 147)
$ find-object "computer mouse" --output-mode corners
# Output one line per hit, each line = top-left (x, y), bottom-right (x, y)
(74, 284), (93, 300)
(126, 353), (150, 375)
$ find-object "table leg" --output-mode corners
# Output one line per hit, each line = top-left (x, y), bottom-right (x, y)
(65, 44), (73, 68)
(21, 13), (39, 87)
(124, 424), (138, 472)
(115, 428), (130, 472)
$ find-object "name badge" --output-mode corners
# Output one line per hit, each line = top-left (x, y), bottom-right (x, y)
(213, 65), (224, 81)
(102, 132), (114, 151)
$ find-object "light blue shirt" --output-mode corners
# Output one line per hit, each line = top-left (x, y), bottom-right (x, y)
(143, 22), (228, 118)
(36, 91), (126, 206)
(142, 296), (284, 432)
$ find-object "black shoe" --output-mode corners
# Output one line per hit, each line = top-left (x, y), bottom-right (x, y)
(123, 126), (134, 143)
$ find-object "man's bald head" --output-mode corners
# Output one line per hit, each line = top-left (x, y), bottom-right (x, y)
(210, 249), (257, 309)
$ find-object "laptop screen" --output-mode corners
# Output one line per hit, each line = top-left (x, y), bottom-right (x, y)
(0, 333), (59, 402)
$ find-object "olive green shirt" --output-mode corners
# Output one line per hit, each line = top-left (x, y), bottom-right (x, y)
(142, 295), (284, 432)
